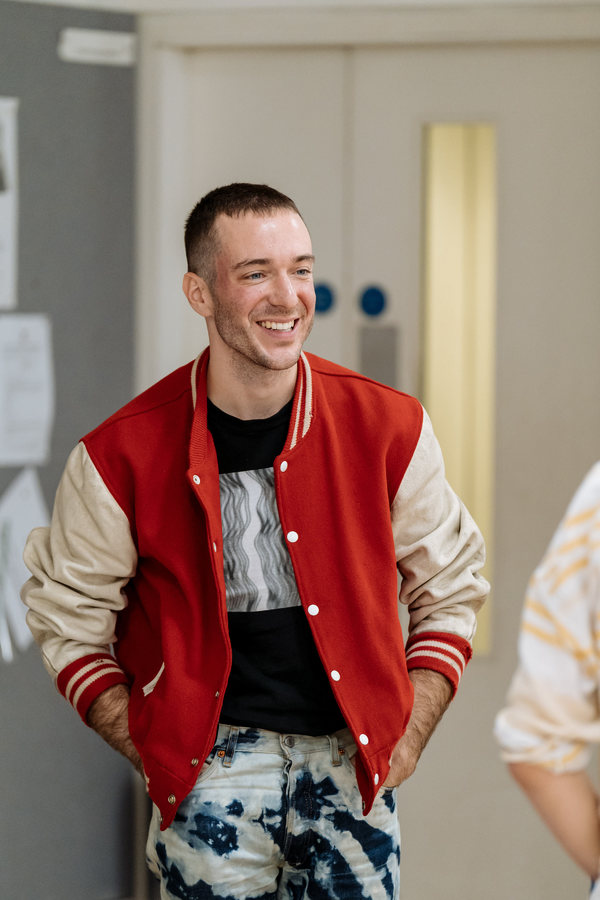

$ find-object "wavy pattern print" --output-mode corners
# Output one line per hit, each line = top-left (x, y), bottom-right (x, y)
(219, 468), (301, 613)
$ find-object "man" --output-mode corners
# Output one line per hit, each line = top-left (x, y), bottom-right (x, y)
(495, 463), (600, 897)
(22, 183), (488, 899)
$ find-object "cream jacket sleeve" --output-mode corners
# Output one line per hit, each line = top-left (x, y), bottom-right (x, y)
(392, 408), (489, 688)
(22, 442), (138, 683)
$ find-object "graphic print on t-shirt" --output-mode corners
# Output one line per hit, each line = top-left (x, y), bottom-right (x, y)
(219, 467), (301, 613)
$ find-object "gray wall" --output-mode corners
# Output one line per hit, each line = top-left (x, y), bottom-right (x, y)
(0, 2), (136, 898)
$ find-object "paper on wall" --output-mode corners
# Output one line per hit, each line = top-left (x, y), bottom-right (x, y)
(0, 468), (48, 663)
(0, 314), (55, 466)
(0, 98), (18, 310)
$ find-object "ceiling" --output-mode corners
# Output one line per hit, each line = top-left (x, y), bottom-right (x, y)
(5, 0), (598, 14)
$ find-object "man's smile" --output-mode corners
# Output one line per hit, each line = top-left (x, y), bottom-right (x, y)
(257, 319), (297, 332)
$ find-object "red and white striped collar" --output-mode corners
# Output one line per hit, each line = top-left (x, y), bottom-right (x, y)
(287, 352), (313, 450)
(190, 348), (313, 451)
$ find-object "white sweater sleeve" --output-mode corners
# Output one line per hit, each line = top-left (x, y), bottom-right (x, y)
(494, 463), (600, 771)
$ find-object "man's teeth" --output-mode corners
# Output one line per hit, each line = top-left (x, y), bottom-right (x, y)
(259, 321), (294, 331)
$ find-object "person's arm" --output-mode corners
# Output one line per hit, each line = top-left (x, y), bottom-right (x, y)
(383, 668), (452, 787)
(509, 762), (600, 879)
(392, 408), (489, 693)
(494, 464), (600, 878)
(87, 684), (144, 776)
(22, 442), (137, 723)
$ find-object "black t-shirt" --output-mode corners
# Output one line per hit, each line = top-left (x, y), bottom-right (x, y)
(207, 398), (345, 735)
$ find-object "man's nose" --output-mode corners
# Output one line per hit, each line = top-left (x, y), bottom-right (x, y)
(272, 273), (297, 307)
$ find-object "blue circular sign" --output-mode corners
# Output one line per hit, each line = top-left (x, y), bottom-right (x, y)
(360, 286), (387, 317)
(314, 283), (335, 314)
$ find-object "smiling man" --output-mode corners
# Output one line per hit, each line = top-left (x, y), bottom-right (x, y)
(22, 183), (489, 900)
(183, 197), (316, 416)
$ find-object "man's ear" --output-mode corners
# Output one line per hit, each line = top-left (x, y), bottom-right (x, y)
(183, 272), (213, 319)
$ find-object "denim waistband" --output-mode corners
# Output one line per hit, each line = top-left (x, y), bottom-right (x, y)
(212, 723), (356, 768)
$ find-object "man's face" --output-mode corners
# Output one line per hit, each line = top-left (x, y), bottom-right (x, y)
(204, 210), (316, 375)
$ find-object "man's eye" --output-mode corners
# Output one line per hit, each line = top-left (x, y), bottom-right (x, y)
(246, 272), (263, 280)
(296, 268), (312, 276)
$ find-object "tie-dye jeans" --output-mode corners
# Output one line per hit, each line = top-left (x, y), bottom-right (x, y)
(146, 723), (400, 899)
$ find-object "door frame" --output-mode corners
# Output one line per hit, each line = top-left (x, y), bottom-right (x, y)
(136, 4), (600, 389)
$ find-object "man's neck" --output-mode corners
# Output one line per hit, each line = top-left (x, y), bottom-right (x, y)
(206, 358), (298, 420)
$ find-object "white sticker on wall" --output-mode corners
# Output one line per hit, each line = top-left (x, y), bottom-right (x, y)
(0, 468), (48, 663)
(0, 98), (18, 311)
(58, 28), (137, 67)
(0, 314), (55, 466)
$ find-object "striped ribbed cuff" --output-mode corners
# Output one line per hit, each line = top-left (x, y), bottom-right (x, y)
(57, 653), (129, 723)
(405, 631), (472, 695)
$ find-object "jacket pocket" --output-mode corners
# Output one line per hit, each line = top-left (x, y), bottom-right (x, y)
(142, 662), (165, 697)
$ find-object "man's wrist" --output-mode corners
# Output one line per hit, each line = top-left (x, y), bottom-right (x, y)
(87, 684), (143, 775)
(407, 669), (453, 746)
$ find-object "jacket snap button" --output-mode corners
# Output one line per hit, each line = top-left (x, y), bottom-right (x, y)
(168, 794), (176, 804)
(193, 475), (200, 485)
(330, 670), (341, 681)
(191, 758), (199, 766)
(280, 461), (288, 472)
(359, 734), (369, 745)
(287, 531), (298, 543)
(307, 604), (319, 616)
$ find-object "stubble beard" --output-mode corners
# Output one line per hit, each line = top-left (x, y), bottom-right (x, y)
(213, 306), (314, 382)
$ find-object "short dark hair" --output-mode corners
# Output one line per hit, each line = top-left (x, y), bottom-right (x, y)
(184, 183), (302, 285)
